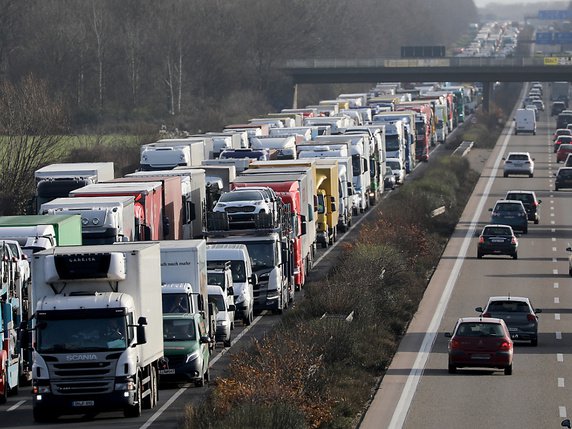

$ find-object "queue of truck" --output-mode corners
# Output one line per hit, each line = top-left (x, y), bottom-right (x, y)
(0, 80), (477, 420)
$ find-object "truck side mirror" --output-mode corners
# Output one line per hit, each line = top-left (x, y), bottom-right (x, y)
(228, 286), (234, 295)
(331, 203), (337, 212)
(163, 216), (171, 238)
(250, 273), (258, 285)
(228, 304), (236, 312)
(136, 325), (147, 345)
(301, 220), (307, 235)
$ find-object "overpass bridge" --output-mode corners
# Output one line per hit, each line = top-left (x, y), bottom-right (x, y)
(282, 56), (572, 110)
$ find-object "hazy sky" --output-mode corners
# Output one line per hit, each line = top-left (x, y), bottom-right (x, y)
(474, 0), (564, 5)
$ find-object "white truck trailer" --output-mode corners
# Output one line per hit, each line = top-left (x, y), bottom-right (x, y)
(29, 242), (163, 421)
(34, 162), (115, 213)
(40, 196), (135, 245)
(140, 139), (205, 170)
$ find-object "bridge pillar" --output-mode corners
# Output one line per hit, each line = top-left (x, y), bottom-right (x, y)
(482, 81), (491, 113)
(292, 83), (298, 109)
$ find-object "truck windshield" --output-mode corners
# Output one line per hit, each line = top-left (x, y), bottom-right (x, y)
(37, 316), (127, 352)
(245, 242), (276, 270)
(208, 294), (226, 312)
(317, 194), (325, 214)
(352, 155), (362, 176)
(162, 293), (191, 313)
(207, 272), (225, 287)
(386, 135), (400, 151)
(163, 319), (196, 341)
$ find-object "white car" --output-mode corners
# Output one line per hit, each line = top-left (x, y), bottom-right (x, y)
(208, 284), (235, 347)
(213, 189), (273, 226)
(503, 152), (534, 178)
(386, 158), (405, 184)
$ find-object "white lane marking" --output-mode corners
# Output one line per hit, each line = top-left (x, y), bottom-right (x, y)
(552, 226), (556, 230)
(551, 200), (555, 204)
(557, 332), (563, 340)
(558, 353), (564, 362)
(553, 258), (558, 263)
(551, 213), (555, 217)
(388, 112), (515, 429)
(554, 269), (559, 275)
(559, 378), (565, 388)
(551, 194), (555, 198)
(555, 297), (560, 304)
(556, 314), (561, 321)
(553, 247), (558, 252)
(560, 406), (567, 418)
(555, 282), (560, 288)
(139, 313), (264, 429)
(7, 400), (25, 411)
(553, 238), (557, 242)
(551, 206), (555, 211)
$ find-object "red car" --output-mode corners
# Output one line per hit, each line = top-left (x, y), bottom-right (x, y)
(557, 144), (572, 163)
(554, 135), (572, 153)
(445, 317), (513, 375)
(552, 128), (572, 141)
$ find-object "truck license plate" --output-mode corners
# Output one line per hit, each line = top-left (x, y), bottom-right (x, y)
(159, 369), (175, 375)
(72, 400), (94, 407)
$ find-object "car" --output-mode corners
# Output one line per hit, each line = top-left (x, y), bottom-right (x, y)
(505, 190), (541, 223)
(475, 296), (541, 346)
(445, 317), (513, 375)
(557, 144), (572, 163)
(565, 153), (572, 167)
(208, 284), (235, 347)
(523, 104), (538, 120)
(532, 99), (544, 112)
(555, 135), (572, 152)
(213, 188), (274, 227)
(384, 167), (396, 190)
(555, 167), (572, 190)
(386, 158), (405, 184)
(477, 224), (518, 259)
(552, 101), (567, 116)
(502, 152), (534, 178)
(552, 128), (572, 141)
(489, 200), (528, 233)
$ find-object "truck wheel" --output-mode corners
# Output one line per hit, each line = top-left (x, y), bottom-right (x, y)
(224, 334), (232, 348)
(0, 370), (7, 405)
(143, 366), (158, 409)
(124, 378), (143, 417)
(321, 240), (328, 249)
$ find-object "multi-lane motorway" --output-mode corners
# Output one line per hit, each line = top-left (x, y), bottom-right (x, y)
(362, 86), (572, 428)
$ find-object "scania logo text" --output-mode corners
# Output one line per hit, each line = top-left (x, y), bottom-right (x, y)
(66, 354), (97, 361)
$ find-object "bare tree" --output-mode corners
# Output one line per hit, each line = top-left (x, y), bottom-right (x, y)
(0, 76), (69, 214)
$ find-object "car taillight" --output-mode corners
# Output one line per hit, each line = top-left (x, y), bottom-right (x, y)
(483, 312), (491, 317)
(533, 201), (539, 206)
(511, 237), (517, 244)
(499, 340), (512, 351)
(527, 314), (536, 322)
(450, 339), (461, 349)
(479, 236), (485, 244)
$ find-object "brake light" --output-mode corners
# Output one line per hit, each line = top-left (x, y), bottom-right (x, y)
(527, 314), (536, 322)
(450, 339), (461, 349)
(479, 236), (485, 244)
(482, 312), (491, 317)
(499, 340), (512, 351)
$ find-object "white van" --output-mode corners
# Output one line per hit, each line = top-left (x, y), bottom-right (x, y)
(207, 284), (235, 347)
(515, 108), (536, 135)
(206, 244), (255, 326)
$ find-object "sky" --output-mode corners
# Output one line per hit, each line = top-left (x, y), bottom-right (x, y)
(474, 0), (565, 5)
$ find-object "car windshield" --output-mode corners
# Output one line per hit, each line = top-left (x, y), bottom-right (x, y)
(506, 193), (533, 203)
(387, 161), (399, 170)
(495, 203), (523, 212)
(208, 294), (226, 312)
(163, 319), (196, 341)
(245, 242), (276, 270)
(487, 301), (530, 313)
(559, 169), (572, 177)
(219, 191), (263, 202)
(558, 137), (572, 143)
(483, 227), (512, 236)
(207, 272), (225, 287)
(507, 154), (530, 161)
(456, 322), (504, 337)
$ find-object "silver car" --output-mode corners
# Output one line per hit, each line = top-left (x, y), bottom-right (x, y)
(503, 152), (534, 178)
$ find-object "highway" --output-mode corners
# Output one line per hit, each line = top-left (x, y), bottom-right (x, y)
(361, 86), (571, 428)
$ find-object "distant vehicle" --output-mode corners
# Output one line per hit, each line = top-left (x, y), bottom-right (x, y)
(489, 200), (528, 234)
(552, 128), (572, 141)
(565, 153), (572, 167)
(555, 167), (572, 191)
(208, 284), (235, 347)
(384, 167), (396, 190)
(557, 144), (572, 163)
(502, 152), (534, 178)
(532, 99), (544, 112)
(475, 296), (541, 346)
(552, 101), (566, 116)
(556, 111), (572, 129)
(213, 189), (273, 227)
(477, 224), (518, 259)
(505, 190), (541, 223)
(565, 244), (572, 276)
(445, 317), (513, 375)
(514, 108), (536, 135)
(386, 157), (405, 184)
(555, 135), (572, 152)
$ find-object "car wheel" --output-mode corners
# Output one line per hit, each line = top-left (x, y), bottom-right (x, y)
(503, 173), (508, 178)
(504, 364), (513, 375)
(555, 186), (559, 191)
(569, 267), (572, 277)
(512, 252), (518, 260)
(529, 173), (533, 178)
(534, 218), (539, 224)
(531, 338), (538, 347)
(477, 251), (483, 259)
(523, 227), (528, 234)
(224, 333), (232, 347)
(448, 364), (457, 374)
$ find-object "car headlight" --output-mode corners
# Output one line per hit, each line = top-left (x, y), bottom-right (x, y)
(217, 320), (229, 326)
(186, 351), (201, 363)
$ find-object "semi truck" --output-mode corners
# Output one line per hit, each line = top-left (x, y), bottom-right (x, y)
(40, 196), (135, 245)
(34, 163), (115, 213)
(0, 215), (83, 255)
(140, 139), (205, 171)
(70, 182), (164, 241)
(29, 242), (163, 421)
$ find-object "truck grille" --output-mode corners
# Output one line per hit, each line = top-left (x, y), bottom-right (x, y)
(225, 206), (256, 213)
(46, 354), (117, 396)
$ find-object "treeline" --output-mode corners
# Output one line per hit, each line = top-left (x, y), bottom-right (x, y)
(0, 0), (477, 132)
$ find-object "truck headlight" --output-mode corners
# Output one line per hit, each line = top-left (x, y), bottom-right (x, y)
(217, 320), (229, 326)
(115, 378), (136, 391)
(267, 290), (279, 300)
(33, 385), (51, 394)
(186, 351), (201, 363)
